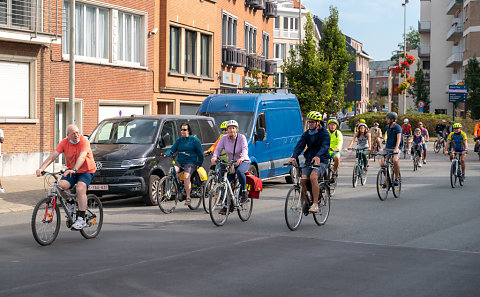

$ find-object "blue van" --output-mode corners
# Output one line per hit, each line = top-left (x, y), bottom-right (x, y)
(197, 93), (303, 183)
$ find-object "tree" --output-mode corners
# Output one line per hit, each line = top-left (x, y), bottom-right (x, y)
(282, 13), (333, 114)
(318, 6), (355, 115)
(464, 57), (480, 119)
(408, 65), (430, 113)
(245, 69), (271, 93)
(377, 87), (388, 97)
(391, 27), (419, 61)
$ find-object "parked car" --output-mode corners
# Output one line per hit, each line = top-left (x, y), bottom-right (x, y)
(345, 111), (355, 120)
(197, 93), (304, 183)
(336, 112), (345, 122)
(87, 115), (219, 205)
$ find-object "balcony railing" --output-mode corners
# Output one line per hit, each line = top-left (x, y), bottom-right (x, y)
(446, 52), (462, 67)
(264, 60), (276, 75)
(418, 45), (431, 57)
(263, 1), (277, 18)
(246, 0), (265, 10)
(246, 54), (262, 71)
(446, 0), (463, 15)
(446, 23), (463, 41)
(222, 46), (239, 67)
(418, 20), (431, 33)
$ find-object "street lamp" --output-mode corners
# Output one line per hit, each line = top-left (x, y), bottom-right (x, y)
(401, 0), (409, 114)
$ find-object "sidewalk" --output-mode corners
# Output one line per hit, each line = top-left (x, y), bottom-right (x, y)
(0, 175), (45, 214)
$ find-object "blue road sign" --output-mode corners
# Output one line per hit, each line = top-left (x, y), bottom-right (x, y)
(448, 85), (467, 103)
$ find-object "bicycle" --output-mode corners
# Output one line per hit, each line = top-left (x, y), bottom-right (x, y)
(376, 152), (401, 201)
(412, 144), (422, 171)
(449, 151), (465, 188)
(370, 138), (381, 162)
(202, 164), (221, 214)
(434, 137), (445, 153)
(157, 152), (204, 213)
(402, 135), (411, 159)
(208, 160), (253, 226)
(352, 148), (368, 188)
(283, 162), (331, 231)
(31, 171), (103, 246)
(325, 156), (337, 195)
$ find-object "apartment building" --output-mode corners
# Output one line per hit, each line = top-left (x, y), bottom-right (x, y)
(272, 0), (320, 88)
(419, 0), (480, 116)
(370, 60), (395, 111)
(0, 0), (155, 175)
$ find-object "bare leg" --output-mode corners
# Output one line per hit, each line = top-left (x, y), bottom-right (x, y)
(393, 155), (400, 180)
(333, 155), (340, 174)
(310, 172), (319, 205)
(184, 172), (191, 199)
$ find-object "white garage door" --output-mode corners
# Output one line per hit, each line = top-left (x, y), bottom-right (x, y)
(0, 60), (30, 118)
(98, 105), (145, 122)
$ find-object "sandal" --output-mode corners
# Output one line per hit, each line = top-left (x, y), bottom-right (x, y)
(185, 198), (191, 205)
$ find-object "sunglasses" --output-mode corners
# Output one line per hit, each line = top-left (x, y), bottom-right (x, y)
(181, 129), (188, 131)
(307, 121), (317, 124)
(221, 129), (228, 131)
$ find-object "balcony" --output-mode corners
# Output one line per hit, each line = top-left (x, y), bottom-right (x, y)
(0, 0), (60, 44)
(446, 0), (463, 15)
(451, 73), (463, 84)
(222, 46), (240, 67)
(246, 54), (262, 71)
(263, 1), (278, 18)
(264, 60), (277, 75)
(418, 45), (431, 57)
(246, 0), (265, 10)
(424, 71), (430, 82)
(446, 23), (463, 41)
(418, 20), (431, 33)
(446, 52), (463, 67)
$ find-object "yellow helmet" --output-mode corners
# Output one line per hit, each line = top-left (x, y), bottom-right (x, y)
(452, 123), (462, 129)
(220, 121), (228, 129)
(306, 111), (322, 121)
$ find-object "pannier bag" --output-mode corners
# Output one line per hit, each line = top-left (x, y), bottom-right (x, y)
(245, 171), (263, 199)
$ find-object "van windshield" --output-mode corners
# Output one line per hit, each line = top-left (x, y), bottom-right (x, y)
(198, 112), (254, 138)
(90, 119), (160, 144)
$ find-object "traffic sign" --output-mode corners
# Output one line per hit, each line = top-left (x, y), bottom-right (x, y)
(417, 100), (425, 108)
(449, 85), (467, 103)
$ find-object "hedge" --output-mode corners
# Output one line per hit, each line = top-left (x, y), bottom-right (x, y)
(347, 113), (477, 137)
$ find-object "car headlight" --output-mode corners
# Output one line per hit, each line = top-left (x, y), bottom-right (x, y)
(121, 158), (149, 168)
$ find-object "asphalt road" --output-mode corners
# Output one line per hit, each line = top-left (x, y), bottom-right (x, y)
(1, 148), (480, 297)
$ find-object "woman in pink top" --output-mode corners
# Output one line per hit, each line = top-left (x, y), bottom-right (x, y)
(211, 120), (250, 206)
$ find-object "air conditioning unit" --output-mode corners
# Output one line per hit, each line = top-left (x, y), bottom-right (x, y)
(263, 1), (277, 18)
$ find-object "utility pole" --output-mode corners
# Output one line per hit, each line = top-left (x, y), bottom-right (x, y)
(298, 0), (302, 42)
(69, 0), (76, 125)
(402, 0), (408, 115)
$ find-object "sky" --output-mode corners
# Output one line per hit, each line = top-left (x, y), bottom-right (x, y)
(302, 0), (420, 61)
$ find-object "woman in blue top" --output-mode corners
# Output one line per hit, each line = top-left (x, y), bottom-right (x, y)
(163, 123), (204, 205)
(411, 128), (425, 166)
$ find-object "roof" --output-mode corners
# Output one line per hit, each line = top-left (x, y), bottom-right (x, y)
(370, 60), (396, 71)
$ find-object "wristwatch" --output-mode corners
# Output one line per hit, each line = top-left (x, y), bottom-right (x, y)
(73, 168), (77, 172)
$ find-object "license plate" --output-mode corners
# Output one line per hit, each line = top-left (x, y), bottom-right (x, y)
(88, 184), (109, 191)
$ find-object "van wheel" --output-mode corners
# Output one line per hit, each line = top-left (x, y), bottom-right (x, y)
(248, 164), (259, 178)
(285, 167), (295, 184)
(143, 175), (160, 206)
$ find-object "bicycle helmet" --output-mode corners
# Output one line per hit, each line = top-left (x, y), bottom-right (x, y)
(386, 112), (398, 121)
(306, 111), (322, 121)
(404, 118), (409, 123)
(357, 123), (368, 130)
(226, 120), (239, 128)
(453, 123), (462, 129)
(414, 128), (421, 133)
(360, 119), (366, 124)
(327, 119), (339, 126)
(374, 122), (379, 126)
(220, 121), (228, 130)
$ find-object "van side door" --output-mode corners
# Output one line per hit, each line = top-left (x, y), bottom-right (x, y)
(253, 112), (272, 179)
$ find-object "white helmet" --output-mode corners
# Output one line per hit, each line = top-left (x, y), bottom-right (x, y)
(226, 120), (238, 128)
(404, 118), (409, 123)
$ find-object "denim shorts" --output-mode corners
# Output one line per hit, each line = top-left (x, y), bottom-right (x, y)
(177, 163), (197, 175)
(61, 172), (95, 188)
(302, 163), (327, 178)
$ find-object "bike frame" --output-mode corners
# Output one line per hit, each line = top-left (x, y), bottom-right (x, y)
(43, 173), (77, 224)
(215, 160), (240, 207)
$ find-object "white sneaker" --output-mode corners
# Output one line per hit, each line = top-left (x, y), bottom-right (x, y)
(418, 163), (422, 167)
(0, 188), (4, 193)
(410, 156), (413, 160)
(71, 217), (86, 230)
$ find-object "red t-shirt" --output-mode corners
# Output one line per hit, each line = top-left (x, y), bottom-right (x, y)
(402, 124), (412, 134)
(55, 135), (96, 173)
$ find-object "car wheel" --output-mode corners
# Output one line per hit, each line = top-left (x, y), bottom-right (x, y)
(248, 164), (259, 178)
(143, 174), (160, 206)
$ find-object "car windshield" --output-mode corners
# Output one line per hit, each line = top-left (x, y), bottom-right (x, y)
(197, 112), (254, 138)
(90, 118), (160, 144)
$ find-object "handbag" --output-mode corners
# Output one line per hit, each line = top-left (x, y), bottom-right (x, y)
(227, 136), (238, 175)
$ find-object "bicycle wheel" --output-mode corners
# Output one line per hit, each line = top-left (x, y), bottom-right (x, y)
(434, 140), (440, 153)
(313, 183), (330, 226)
(80, 195), (103, 239)
(360, 164), (367, 186)
(403, 147), (407, 159)
(31, 197), (61, 246)
(450, 161), (457, 188)
(202, 177), (216, 214)
(352, 164), (359, 188)
(157, 176), (178, 214)
(284, 186), (304, 231)
(392, 171), (401, 198)
(376, 169), (388, 201)
(209, 184), (229, 226)
(413, 155), (418, 171)
(238, 195), (253, 222)
(187, 184), (203, 211)
(458, 163), (464, 186)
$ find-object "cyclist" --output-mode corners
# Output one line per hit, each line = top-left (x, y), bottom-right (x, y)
(327, 118), (343, 182)
(474, 119), (480, 152)
(348, 123), (372, 171)
(163, 123), (204, 206)
(369, 122), (383, 154)
(445, 121), (453, 137)
(204, 121), (228, 160)
(401, 118), (412, 153)
(353, 118), (366, 134)
(35, 124), (96, 230)
(381, 112), (403, 186)
(287, 111), (330, 213)
(435, 120), (447, 142)
(444, 123), (468, 179)
(211, 120), (250, 214)
(418, 122), (429, 164)
(411, 128), (425, 167)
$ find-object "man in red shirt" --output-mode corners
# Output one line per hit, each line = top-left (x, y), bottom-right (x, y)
(36, 124), (96, 230)
(401, 118), (412, 153)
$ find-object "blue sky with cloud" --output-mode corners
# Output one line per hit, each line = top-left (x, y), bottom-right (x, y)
(302, 0), (420, 61)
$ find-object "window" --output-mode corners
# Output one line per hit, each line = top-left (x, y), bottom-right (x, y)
(245, 23), (257, 54)
(0, 59), (35, 118)
(262, 32), (269, 58)
(222, 12), (237, 47)
(0, 0), (32, 29)
(275, 73), (285, 88)
(383, 81), (388, 88)
(118, 12), (142, 63)
(255, 113), (266, 141)
(274, 43), (286, 59)
(170, 26), (180, 72)
(274, 17), (280, 29)
(63, 1), (109, 59)
(198, 120), (218, 144)
(283, 17), (288, 30)
(185, 30), (196, 75)
(201, 34), (211, 76)
(422, 60), (430, 70)
(161, 121), (177, 148)
(376, 81), (379, 87)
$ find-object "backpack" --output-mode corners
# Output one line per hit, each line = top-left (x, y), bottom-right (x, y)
(245, 172), (263, 199)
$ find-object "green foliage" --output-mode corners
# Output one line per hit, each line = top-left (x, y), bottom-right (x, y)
(391, 27), (419, 61)
(318, 6), (355, 115)
(246, 69), (271, 93)
(408, 65), (430, 113)
(347, 113), (477, 136)
(464, 57), (480, 119)
(377, 87), (388, 97)
(282, 13), (333, 114)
